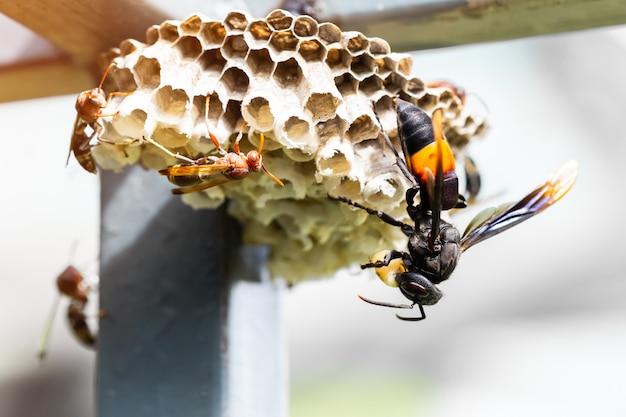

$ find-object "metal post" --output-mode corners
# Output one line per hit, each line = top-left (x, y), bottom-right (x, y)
(98, 165), (286, 417)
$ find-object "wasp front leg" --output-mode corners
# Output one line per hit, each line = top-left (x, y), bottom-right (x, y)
(361, 249), (409, 270)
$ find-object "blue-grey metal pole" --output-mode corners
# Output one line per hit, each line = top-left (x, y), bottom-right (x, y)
(98, 165), (286, 417)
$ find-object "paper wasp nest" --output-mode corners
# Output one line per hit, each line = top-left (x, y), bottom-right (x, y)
(93, 9), (487, 281)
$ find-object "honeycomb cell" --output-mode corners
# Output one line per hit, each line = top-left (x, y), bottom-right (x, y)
(405, 77), (425, 97)
(347, 114), (378, 143)
(246, 48), (275, 78)
(368, 38), (391, 55)
(242, 95), (275, 131)
(133, 56), (161, 89)
(198, 48), (227, 74)
(298, 39), (325, 62)
(173, 36), (203, 60)
(152, 85), (189, 122)
(266, 9), (293, 30)
(344, 32), (369, 54)
(325, 47), (351, 73)
(159, 21), (180, 42)
(334, 73), (358, 95)
(107, 65), (137, 94)
(180, 14), (202, 35)
(269, 31), (299, 56)
(119, 39), (141, 56)
(224, 11), (249, 32)
(416, 93), (439, 111)
(152, 124), (189, 148)
(383, 72), (406, 95)
(350, 53), (375, 78)
(305, 92), (341, 123)
(316, 136), (353, 177)
(293, 15), (318, 37)
(273, 58), (303, 88)
(282, 116), (314, 149)
(318, 22), (342, 44)
(146, 25), (159, 45)
(219, 67), (250, 100)
(358, 74), (384, 96)
(222, 34), (249, 59)
(199, 21), (227, 47)
(249, 20), (273, 42)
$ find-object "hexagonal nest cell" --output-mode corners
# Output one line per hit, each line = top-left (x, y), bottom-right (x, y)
(89, 9), (488, 282)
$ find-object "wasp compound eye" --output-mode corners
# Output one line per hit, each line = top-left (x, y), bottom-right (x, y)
(398, 272), (443, 306)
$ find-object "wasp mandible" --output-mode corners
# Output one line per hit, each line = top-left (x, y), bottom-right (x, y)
(146, 96), (284, 194)
(330, 99), (577, 321)
(69, 62), (133, 174)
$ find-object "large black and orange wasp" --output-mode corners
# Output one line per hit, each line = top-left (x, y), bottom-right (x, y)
(69, 62), (133, 174)
(145, 96), (284, 194)
(37, 265), (98, 363)
(329, 98), (577, 321)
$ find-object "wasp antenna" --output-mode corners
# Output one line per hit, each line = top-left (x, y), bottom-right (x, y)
(98, 62), (117, 90)
(357, 294), (415, 309)
(262, 164), (284, 186)
(258, 132), (265, 153)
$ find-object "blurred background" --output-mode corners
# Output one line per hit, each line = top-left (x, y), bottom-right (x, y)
(1, 3), (625, 417)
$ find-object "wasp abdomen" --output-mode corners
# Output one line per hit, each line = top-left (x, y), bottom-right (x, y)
(396, 99), (460, 210)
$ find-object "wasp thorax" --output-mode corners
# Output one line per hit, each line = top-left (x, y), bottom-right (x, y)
(409, 217), (461, 284)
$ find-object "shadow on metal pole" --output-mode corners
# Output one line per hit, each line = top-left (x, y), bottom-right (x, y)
(98, 165), (285, 417)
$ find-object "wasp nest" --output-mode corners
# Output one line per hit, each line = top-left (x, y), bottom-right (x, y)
(92, 9), (488, 282)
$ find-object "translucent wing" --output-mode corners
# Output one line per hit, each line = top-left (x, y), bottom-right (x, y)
(69, 116), (97, 174)
(158, 163), (230, 177)
(460, 161), (578, 251)
(170, 177), (231, 194)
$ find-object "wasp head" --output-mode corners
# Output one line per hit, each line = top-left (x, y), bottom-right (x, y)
(246, 150), (263, 172)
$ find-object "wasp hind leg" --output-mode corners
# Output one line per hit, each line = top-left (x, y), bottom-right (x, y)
(328, 194), (413, 232)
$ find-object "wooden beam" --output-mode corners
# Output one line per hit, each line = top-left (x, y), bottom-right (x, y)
(336, 0), (626, 51)
(0, 0), (170, 75)
(0, 59), (92, 102)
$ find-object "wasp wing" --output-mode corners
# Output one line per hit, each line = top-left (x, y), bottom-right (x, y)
(170, 177), (232, 194)
(69, 116), (97, 173)
(158, 163), (230, 177)
(460, 161), (578, 251)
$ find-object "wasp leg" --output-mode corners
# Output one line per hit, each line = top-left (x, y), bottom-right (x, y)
(396, 304), (426, 321)
(360, 249), (408, 269)
(464, 155), (481, 203)
(372, 102), (419, 188)
(328, 194), (413, 232)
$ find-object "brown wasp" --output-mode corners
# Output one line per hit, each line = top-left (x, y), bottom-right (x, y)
(146, 96), (284, 194)
(329, 98), (577, 321)
(69, 62), (132, 173)
(37, 265), (97, 363)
